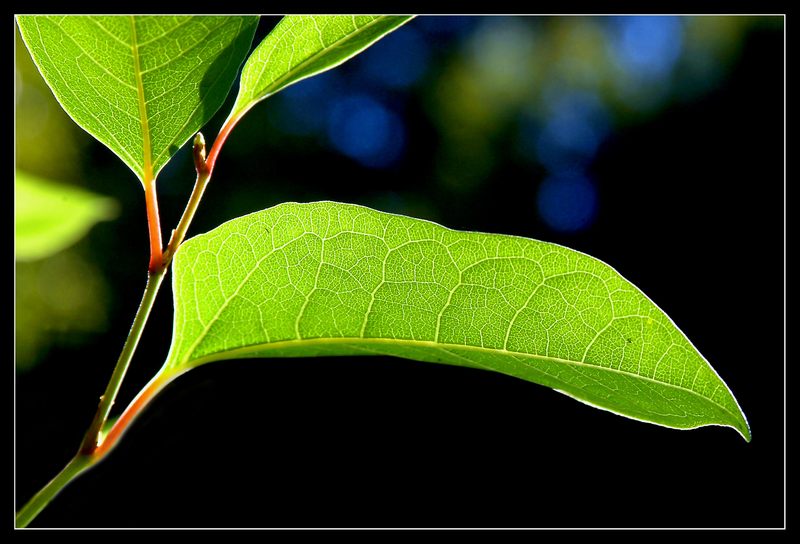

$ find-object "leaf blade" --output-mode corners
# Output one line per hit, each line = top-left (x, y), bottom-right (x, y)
(14, 171), (118, 261)
(165, 202), (750, 441)
(16, 15), (258, 184)
(229, 15), (414, 120)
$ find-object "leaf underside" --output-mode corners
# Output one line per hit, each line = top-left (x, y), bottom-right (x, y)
(16, 15), (258, 184)
(229, 15), (413, 121)
(165, 201), (750, 441)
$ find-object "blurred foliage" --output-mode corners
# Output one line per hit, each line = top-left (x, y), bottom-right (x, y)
(15, 30), (115, 371)
(15, 252), (112, 371)
(15, 170), (117, 262)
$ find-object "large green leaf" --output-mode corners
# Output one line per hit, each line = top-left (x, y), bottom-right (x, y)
(15, 171), (117, 261)
(227, 15), (414, 121)
(16, 16), (258, 185)
(163, 201), (750, 441)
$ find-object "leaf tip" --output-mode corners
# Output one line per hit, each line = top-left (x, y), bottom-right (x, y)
(735, 416), (752, 443)
(725, 389), (751, 443)
(723, 401), (751, 443)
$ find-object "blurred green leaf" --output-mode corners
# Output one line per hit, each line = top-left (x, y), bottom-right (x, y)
(16, 252), (112, 370)
(164, 201), (750, 441)
(16, 16), (258, 185)
(229, 15), (413, 121)
(15, 171), (117, 261)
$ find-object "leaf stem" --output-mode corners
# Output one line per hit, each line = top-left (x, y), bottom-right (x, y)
(93, 371), (176, 459)
(20, 105), (247, 529)
(16, 371), (176, 527)
(78, 268), (167, 455)
(145, 179), (163, 274)
(18, 114), (246, 528)
(15, 455), (94, 528)
(17, 268), (169, 527)
(163, 113), (242, 266)
(206, 111), (242, 175)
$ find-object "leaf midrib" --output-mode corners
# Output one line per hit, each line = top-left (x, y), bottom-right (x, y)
(171, 336), (740, 424)
(129, 16), (153, 183)
(150, 18), (246, 169)
(237, 15), (407, 115)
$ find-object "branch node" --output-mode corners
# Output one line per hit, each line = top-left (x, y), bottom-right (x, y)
(193, 132), (208, 175)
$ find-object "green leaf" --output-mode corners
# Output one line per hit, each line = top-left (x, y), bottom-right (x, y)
(15, 171), (118, 261)
(164, 201), (750, 441)
(228, 15), (414, 121)
(16, 16), (258, 185)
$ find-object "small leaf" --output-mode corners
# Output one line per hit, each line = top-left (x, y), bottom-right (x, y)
(16, 16), (258, 185)
(164, 202), (750, 441)
(228, 15), (413, 121)
(15, 171), (117, 261)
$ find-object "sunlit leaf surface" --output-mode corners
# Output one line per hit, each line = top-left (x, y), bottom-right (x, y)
(229, 15), (413, 120)
(165, 201), (750, 440)
(17, 16), (258, 184)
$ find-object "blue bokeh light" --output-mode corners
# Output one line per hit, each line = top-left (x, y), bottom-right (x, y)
(357, 26), (430, 89)
(608, 16), (684, 80)
(537, 89), (611, 169)
(518, 89), (611, 170)
(545, 91), (610, 155)
(536, 174), (598, 232)
(277, 71), (343, 136)
(326, 94), (406, 168)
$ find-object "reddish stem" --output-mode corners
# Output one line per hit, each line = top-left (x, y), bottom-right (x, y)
(98, 113), (245, 456)
(145, 179), (163, 272)
(205, 112), (243, 176)
(162, 111), (246, 265)
(92, 373), (174, 460)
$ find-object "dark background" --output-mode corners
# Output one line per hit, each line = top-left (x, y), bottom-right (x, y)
(15, 16), (784, 528)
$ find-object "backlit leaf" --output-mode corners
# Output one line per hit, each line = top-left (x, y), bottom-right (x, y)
(228, 15), (413, 121)
(163, 201), (750, 441)
(16, 16), (258, 185)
